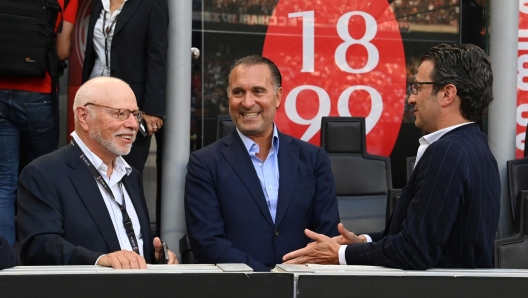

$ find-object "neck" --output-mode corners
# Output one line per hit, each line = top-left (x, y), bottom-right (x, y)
(105, 159), (115, 177)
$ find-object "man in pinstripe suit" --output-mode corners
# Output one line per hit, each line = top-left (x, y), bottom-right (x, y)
(283, 43), (500, 269)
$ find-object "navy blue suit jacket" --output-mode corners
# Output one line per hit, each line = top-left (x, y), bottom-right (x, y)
(185, 130), (340, 271)
(82, 0), (169, 119)
(345, 123), (500, 269)
(17, 144), (154, 265)
(0, 235), (18, 269)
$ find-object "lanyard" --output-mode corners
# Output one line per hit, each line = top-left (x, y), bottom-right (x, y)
(101, 10), (118, 76)
(70, 139), (140, 255)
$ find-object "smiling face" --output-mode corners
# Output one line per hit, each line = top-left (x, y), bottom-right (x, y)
(228, 64), (282, 140)
(84, 81), (139, 160)
(407, 60), (442, 133)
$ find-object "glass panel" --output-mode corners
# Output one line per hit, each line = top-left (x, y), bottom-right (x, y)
(192, 0), (487, 187)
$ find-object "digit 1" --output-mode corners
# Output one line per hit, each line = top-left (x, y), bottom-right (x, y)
(288, 10), (315, 72)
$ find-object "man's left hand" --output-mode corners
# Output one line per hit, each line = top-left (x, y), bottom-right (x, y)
(153, 237), (179, 264)
(282, 229), (340, 265)
(142, 114), (163, 136)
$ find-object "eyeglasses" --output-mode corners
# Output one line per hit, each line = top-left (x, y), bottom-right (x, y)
(410, 82), (436, 95)
(84, 103), (142, 123)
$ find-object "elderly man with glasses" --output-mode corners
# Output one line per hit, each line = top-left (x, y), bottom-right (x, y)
(283, 43), (500, 270)
(17, 77), (177, 268)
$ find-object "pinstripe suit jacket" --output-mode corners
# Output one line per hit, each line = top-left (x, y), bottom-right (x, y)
(344, 123), (500, 269)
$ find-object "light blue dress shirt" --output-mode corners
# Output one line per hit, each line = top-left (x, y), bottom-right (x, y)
(237, 125), (280, 223)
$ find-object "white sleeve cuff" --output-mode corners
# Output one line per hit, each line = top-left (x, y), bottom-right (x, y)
(338, 245), (348, 265)
(95, 254), (105, 266)
(361, 234), (372, 243)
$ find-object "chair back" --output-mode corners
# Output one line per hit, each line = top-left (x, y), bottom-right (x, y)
(495, 190), (528, 268)
(321, 117), (392, 234)
(216, 115), (236, 140)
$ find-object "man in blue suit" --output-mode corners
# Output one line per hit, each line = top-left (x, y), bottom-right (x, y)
(184, 55), (340, 271)
(283, 43), (500, 269)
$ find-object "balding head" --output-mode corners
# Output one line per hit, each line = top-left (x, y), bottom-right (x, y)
(73, 77), (139, 163)
(73, 77), (136, 122)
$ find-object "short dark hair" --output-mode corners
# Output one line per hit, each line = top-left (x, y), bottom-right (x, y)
(227, 55), (282, 92)
(420, 43), (493, 122)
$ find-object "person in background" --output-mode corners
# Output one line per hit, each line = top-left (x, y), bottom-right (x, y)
(0, 0), (78, 246)
(17, 77), (177, 268)
(283, 43), (500, 270)
(82, 0), (169, 235)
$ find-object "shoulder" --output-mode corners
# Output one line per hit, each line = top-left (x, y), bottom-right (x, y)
(28, 146), (69, 169)
(192, 136), (229, 157)
(279, 132), (323, 153)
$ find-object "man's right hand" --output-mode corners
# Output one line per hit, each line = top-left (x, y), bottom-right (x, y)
(331, 223), (367, 245)
(96, 250), (147, 269)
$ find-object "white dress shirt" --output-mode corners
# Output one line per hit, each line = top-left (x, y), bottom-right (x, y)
(337, 122), (473, 265)
(71, 131), (144, 259)
(89, 0), (128, 79)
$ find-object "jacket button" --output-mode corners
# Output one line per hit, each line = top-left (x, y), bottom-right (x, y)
(274, 231), (279, 236)
(111, 69), (116, 74)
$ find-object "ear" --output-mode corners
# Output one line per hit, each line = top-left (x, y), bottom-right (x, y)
(275, 87), (283, 109)
(76, 106), (91, 131)
(440, 84), (457, 108)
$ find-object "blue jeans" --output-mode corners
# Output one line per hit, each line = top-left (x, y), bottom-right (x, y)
(0, 90), (59, 245)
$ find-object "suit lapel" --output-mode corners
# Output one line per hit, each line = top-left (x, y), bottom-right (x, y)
(114, 0), (141, 36)
(122, 174), (151, 260)
(88, 0), (103, 37)
(222, 131), (274, 227)
(274, 133), (299, 228)
(66, 145), (121, 254)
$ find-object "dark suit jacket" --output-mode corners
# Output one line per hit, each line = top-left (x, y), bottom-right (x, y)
(185, 130), (340, 271)
(345, 123), (500, 269)
(82, 0), (169, 119)
(17, 144), (154, 265)
(0, 235), (18, 269)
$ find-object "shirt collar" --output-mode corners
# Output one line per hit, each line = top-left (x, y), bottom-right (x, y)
(237, 123), (280, 154)
(420, 122), (473, 146)
(102, 0), (128, 13)
(70, 131), (132, 176)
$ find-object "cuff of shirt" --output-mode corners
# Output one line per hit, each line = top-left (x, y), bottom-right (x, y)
(95, 254), (105, 266)
(338, 245), (347, 265)
(361, 234), (372, 243)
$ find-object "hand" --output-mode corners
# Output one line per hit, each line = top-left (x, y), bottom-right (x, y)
(96, 250), (147, 269)
(330, 223), (367, 245)
(282, 229), (340, 265)
(142, 113), (163, 136)
(153, 237), (179, 264)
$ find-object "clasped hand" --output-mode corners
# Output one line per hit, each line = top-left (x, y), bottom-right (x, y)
(282, 223), (366, 265)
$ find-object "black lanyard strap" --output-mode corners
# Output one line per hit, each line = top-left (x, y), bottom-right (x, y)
(101, 10), (118, 76)
(70, 139), (140, 255)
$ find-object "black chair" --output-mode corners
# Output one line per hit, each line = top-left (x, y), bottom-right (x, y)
(525, 125), (528, 158)
(216, 115), (235, 139)
(494, 190), (528, 268)
(507, 157), (528, 218)
(405, 156), (416, 181)
(385, 189), (402, 226)
(321, 117), (392, 235)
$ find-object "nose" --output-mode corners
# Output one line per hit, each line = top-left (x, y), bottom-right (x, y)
(241, 93), (256, 109)
(124, 114), (139, 131)
(407, 93), (416, 105)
